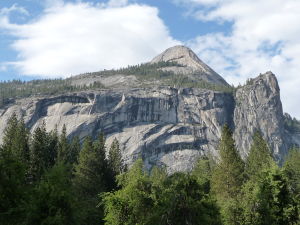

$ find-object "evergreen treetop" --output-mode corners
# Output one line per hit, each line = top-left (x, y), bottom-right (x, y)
(245, 131), (274, 180)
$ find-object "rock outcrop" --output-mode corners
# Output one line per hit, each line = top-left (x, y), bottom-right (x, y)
(0, 46), (298, 172)
(233, 72), (291, 162)
(151, 45), (229, 86)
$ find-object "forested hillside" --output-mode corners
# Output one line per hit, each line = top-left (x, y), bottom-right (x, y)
(0, 62), (234, 108)
(1, 115), (300, 225)
(0, 79), (104, 108)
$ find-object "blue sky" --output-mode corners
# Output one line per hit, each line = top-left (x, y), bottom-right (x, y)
(0, 0), (232, 80)
(0, 0), (300, 118)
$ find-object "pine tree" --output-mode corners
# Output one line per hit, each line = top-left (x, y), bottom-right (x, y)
(73, 134), (110, 225)
(283, 147), (300, 222)
(15, 119), (30, 165)
(108, 138), (124, 176)
(102, 159), (154, 225)
(25, 162), (78, 225)
(0, 115), (29, 224)
(0, 148), (28, 225)
(1, 113), (18, 154)
(211, 124), (245, 225)
(102, 159), (222, 225)
(57, 124), (69, 163)
(68, 136), (81, 165)
(46, 126), (59, 168)
(212, 124), (245, 199)
(192, 155), (215, 193)
(1, 114), (30, 165)
(245, 131), (274, 180)
(241, 165), (299, 225)
(29, 121), (56, 182)
(284, 147), (300, 195)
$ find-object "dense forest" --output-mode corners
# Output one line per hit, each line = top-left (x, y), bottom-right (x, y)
(1, 115), (300, 225)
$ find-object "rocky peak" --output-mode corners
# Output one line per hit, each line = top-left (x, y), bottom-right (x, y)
(246, 71), (280, 93)
(234, 71), (290, 161)
(151, 45), (206, 70)
(151, 45), (229, 86)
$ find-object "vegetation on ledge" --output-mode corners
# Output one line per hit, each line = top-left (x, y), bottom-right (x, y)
(284, 113), (300, 133)
(0, 79), (104, 108)
(0, 61), (235, 108)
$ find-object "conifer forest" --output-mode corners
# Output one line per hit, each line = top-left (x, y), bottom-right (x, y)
(1, 114), (300, 225)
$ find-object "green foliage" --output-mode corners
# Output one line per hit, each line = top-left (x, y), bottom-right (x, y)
(0, 115), (31, 225)
(90, 61), (183, 78)
(192, 155), (215, 193)
(73, 134), (112, 225)
(211, 124), (245, 225)
(284, 113), (300, 133)
(241, 165), (299, 225)
(102, 159), (153, 225)
(108, 138), (124, 176)
(25, 162), (78, 225)
(1, 114), (30, 165)
(166, 75), (235, 93)
(245, 131), (274, 180)
(245, 78), (254, 85)
(0, 62), (234, 108)
(68, 136), (81, 165)
(154, 173), (221, 225)
(2, 116), (300, 225)
(212, 125), (245, 199)
(240, 136), (300, 225)
(57, 125), (69, 163)
(0, 78), (105, 108)
(29, 122), (57, 182)
(102, 159), (221, 225)
(0, 151), (28, 225)
(91, 61), (234, 93)
(284, 147), (300, 195)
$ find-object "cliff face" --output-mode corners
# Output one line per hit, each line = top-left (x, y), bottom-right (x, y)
(0, 88), (233, 172)
(0, 46), (298, 171)
(233, 72), (291, 161)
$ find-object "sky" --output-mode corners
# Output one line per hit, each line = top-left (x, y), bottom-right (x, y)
(0, 0), (300, 118)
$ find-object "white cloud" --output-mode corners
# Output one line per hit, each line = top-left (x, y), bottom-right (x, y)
(173, 0), (221, 7)
(182, 0), (300, 118)
(107, 0), (129, 7)
(0, 64), (7, 72)
(0, 2), (179, 77)
(0, 4), (29, 16)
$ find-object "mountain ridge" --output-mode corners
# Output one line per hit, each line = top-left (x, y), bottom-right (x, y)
(0, 46), (299, 171)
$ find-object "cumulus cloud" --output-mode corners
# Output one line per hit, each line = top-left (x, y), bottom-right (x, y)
(180, 0), (300, 118)
(0, 2), (179, 77)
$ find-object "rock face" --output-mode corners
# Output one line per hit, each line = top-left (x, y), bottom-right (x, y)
(233, 72), (291, 162)
(0, 47), (298, 172)
(151, 45), (229, 86)
(0, 88), (234, 172)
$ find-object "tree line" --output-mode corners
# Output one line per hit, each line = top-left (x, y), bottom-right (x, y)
(0, 79), (104, 108)
(90, 61), (235, 93)
(1, 116), (300, 225)
(0, 62), (235, 109)
(0, 114), (123, 225)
